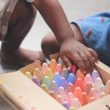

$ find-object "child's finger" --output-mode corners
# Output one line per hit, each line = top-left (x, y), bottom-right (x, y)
(61, 55), (72, 69)
(88, 48), (98, 62)
(85, 50), (95, 71)
(70, 53), (86, 72)
(79, 51), (91, 73)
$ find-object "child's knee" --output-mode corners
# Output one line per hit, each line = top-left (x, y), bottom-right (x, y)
(41, 32), (57, 50)
(41, 32), (59, 58)
(10, 0), (36, 25)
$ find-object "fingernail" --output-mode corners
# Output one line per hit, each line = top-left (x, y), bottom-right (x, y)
(68, 65), (72, 70)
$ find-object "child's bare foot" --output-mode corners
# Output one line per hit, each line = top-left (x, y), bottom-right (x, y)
(1, 48), (46, 67)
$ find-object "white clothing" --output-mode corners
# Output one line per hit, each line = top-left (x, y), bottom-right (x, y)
(0, 0), (10, 25)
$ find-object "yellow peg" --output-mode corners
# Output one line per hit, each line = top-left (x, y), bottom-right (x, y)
(25, 71), (32, 79)
(33, 68), (43, 82)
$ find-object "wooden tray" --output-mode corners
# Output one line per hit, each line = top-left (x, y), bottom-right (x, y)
(0, 60), (110, 110)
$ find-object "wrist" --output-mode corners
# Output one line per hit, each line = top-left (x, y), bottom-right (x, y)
(70, 23), (83, 43)
(57, 30), (76, 45)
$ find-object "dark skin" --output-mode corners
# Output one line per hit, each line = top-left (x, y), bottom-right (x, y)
(1, 0), (45, 66)
(41, 24), (98, 73)
(33, 0), (98, 73)
(1, 0), (98, 73)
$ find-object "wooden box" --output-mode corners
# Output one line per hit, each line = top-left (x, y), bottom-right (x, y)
(0, 60), (110, 110)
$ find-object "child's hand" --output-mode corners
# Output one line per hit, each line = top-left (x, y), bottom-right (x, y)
(60, 38), (98, 73)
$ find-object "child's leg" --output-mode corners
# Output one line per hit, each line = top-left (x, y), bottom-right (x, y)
(41, 32), (60, 60)
(1, 0), (45, 66)
(41, 24), (83, 60)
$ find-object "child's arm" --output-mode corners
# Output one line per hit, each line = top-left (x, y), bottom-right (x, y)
(32, 0), (98, 73)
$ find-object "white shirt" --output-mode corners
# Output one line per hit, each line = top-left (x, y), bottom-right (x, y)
(0, 0), (10, 25)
